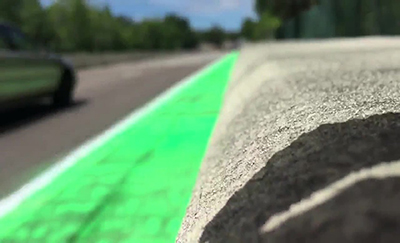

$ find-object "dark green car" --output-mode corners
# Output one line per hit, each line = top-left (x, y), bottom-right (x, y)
(0, 22), (77, 110)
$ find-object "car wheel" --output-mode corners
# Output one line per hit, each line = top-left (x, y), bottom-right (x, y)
(52, 69), (75, 108)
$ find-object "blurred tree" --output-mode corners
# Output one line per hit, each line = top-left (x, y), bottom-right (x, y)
(255, 0), (318, 19)
(70, 0), (92, 51)
(254, 0), (316, 39)
(140, 20), (164, 49)
(163, 14), (187, 50)
(0, 0), (24, 24)
(165, 14), (199, 49)
(19, 0), (55, 45)
(203, 26), (226, 47)
(0, 0), (246, 52)
(114, 16), (135, 50)
(89, 6), (113, 51)
(254, 11), (281, 39)
(241, 18), (257, 40)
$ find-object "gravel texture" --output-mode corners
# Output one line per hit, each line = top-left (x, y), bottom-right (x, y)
(262, 176), (400, 243)
(177, 37), (400, 242)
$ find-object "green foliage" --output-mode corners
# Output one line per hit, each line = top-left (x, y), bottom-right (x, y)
(19, 0), (52, 44)
(0, 0), (24, 24)
(254, 11), (281, 39)
(241, 18), (257, 40)
(255, 0), (270, 17)
(255, 0), (318, 19)
(240, 12), (281, 41)
(0, 0), (233, 52)
(201, 26), (227, 47)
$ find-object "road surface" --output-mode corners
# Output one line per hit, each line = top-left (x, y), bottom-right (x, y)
(0, 51), (224, 199)
(178, 37), (400, 243)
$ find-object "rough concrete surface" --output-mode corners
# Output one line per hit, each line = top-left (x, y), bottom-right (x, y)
(177, 37), (400, 242)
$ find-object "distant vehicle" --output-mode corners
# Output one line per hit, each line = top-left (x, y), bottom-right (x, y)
(0, 22), (77, 110)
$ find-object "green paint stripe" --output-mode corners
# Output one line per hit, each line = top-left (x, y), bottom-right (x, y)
(0, 52), (239, 242)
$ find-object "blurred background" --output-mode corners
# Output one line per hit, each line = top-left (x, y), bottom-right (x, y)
(0, 0), (398, 55)
(0, 0), (240, 54)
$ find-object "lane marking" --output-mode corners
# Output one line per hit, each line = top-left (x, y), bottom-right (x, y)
(0, 54), (230, 219)
(261, 160), (400, 233)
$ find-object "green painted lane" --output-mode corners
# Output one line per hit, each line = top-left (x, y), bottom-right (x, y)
(0, 52), (238, 242)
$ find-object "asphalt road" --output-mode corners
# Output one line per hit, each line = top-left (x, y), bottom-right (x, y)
(0, 51), (224, 199)
(178, 37), (400, 242)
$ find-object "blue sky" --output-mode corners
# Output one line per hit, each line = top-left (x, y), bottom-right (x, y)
(41, 0), (256, 31)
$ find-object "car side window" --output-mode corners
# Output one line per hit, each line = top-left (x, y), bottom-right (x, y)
(8, 28), (36, 51)
(0, 25), (37, 51)
(0, 26), (11, 50)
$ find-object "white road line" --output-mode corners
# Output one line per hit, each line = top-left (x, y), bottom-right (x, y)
(0, 54), (229, 219)
(261, 160), (400, 233)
